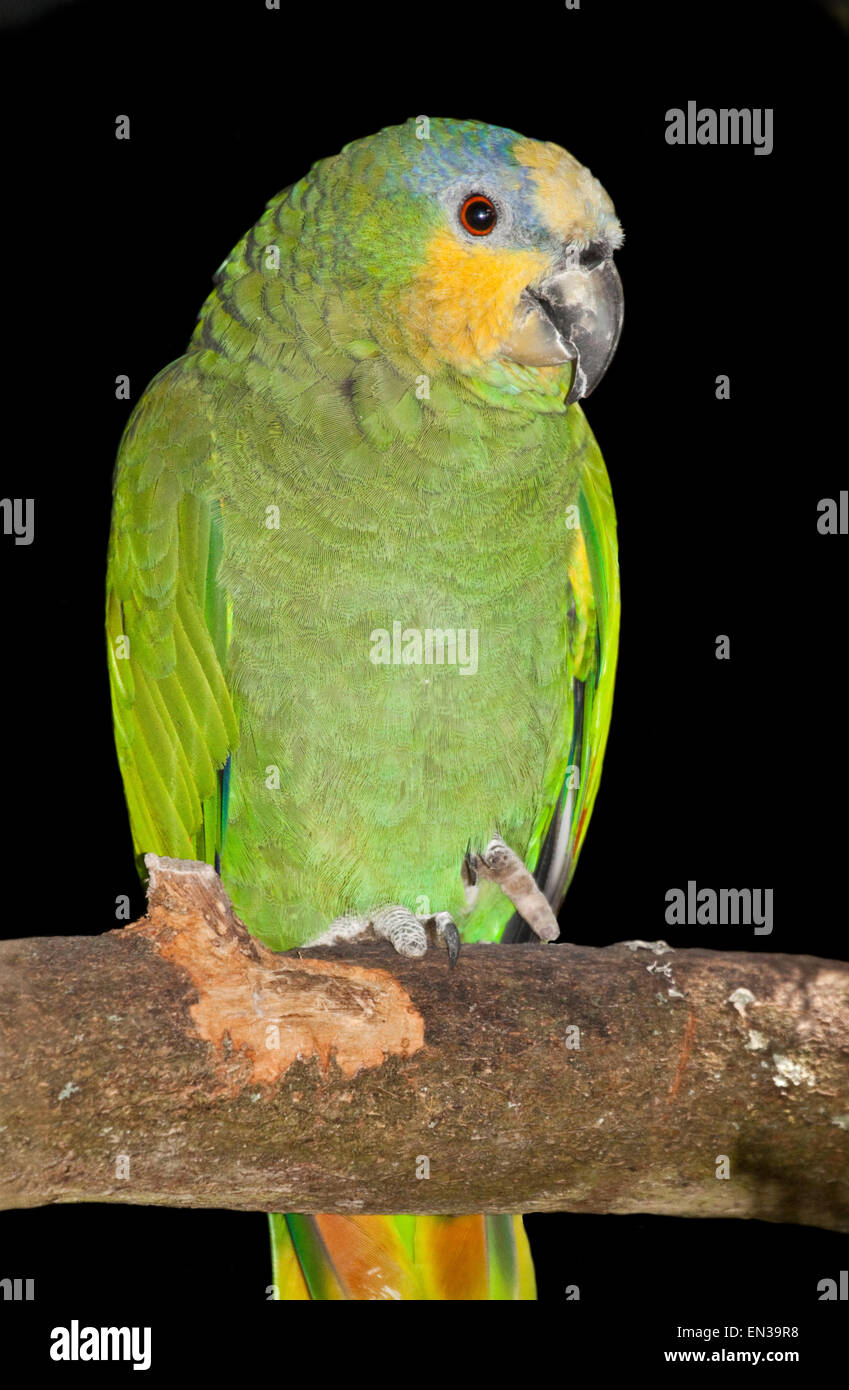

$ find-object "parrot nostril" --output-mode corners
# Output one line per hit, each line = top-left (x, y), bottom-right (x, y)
(578, 242), (606, 271)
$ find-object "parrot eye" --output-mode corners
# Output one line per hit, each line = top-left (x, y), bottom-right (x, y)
(459, 194), (497, 236)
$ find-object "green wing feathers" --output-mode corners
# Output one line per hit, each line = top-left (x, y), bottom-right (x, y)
(106, 363), (238, 868)
(509, 419), (620, 933)
(566, 423), (620, 879)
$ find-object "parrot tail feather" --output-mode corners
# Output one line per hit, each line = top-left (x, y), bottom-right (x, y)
(268, 1213), (535, 1301)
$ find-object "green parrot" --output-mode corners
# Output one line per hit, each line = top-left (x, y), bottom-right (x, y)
(106, 116), (623, 1300)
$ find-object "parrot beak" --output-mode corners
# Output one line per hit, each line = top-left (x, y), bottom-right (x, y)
(503, 253), (624, 404)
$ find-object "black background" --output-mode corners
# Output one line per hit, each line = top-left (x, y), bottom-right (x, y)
(1, 0), (847, 1372)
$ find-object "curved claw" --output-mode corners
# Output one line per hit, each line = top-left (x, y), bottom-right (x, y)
(461, 844), (479, 908)
(430, 911), (461, 969)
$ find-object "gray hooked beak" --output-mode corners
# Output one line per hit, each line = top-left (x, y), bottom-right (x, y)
(503, 253), (624, 405)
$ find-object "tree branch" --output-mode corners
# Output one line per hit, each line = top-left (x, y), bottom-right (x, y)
(1, 857), (847, 1228)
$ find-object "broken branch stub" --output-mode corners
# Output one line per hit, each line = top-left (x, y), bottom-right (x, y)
(136, 855), (425, 1085)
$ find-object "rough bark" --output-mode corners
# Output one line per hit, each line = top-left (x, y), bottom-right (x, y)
(0, 857), (847, 1229)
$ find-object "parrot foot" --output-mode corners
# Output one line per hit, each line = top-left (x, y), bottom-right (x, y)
(462, 836), (559, 942)
(375, 906), (461, 968)
(312, 906), (461, 967)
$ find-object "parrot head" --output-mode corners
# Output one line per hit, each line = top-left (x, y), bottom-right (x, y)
(293, 116), (624, 403)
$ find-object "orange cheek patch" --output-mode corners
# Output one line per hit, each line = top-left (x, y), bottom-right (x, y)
(402, 228), (549, 369)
